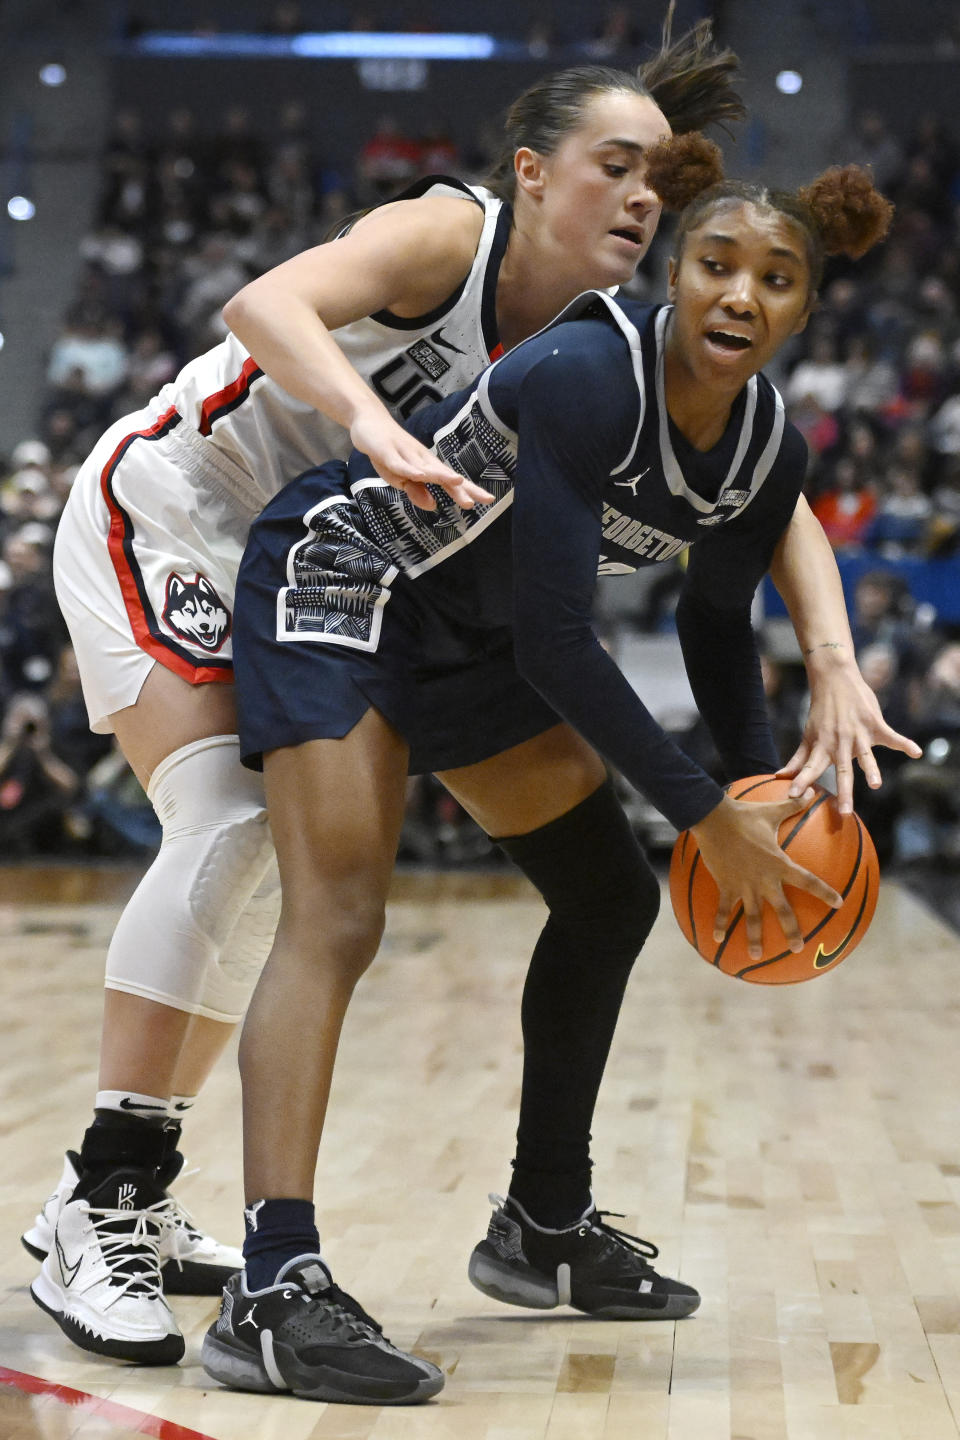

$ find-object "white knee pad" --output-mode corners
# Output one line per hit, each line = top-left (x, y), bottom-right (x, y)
(197, 853), (281, 1022)
(104, 735), (276, 1017)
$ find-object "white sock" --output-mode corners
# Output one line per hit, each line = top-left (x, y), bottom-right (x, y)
(94, 1089), (170, 1122)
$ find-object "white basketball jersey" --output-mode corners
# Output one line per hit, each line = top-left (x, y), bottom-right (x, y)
(157, 177), (510, 508)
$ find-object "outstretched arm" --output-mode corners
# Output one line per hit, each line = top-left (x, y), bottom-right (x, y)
(222, 196), (493, 511)
(769, 496), (921, 813)
(504, 344), (840, 957)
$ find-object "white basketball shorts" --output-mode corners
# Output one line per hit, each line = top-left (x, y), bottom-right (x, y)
(54, 403), (262, 733)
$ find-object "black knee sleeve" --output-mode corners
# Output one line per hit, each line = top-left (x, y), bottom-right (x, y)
(495, 779), (660, 954)
(494, 780), (660, 1225)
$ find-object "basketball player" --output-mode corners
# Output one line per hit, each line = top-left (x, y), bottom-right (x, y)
(30, 20), (913, 1368)
(198, 143), (915, 1404)
(26, 22), (753, 1366)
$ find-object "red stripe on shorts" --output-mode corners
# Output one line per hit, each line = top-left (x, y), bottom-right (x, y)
(197, 355), (262, 435)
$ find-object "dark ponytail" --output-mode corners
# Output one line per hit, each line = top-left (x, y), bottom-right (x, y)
(484, 11), (744, 205)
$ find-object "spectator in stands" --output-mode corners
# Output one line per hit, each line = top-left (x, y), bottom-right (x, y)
(0, 525), (66, 692)
(589, 5), (648, 57)
(357, 114), (422, 201)
(117, 327), (178, 413)
(98, 107), (151, 234)
(811, 455), (877, 550)
(927, 460), (960, 556)
(786, 333), (849, 412)
(867, 464), (934, 557)
(897, 332), (951, 418)
(46, 308), (130, 415)
(842, 109), (903, 190)
(853, 640), (913, 862)
(0, 693), (79, 856)
(895, 641), (960, 862)
(849, 568), (916, 658)
(843, 334), (898, 414)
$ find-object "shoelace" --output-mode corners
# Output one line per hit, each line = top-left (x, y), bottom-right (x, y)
(297, 1287), (384, 1342)
(154, 1192), (205, 1269)
(85, 1201), (167, 1302)
(325, 1280), (383, 1335)
(588, 1211), (660, 1269)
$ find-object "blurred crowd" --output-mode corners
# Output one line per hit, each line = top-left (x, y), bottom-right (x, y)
(1, 95), (960, 867)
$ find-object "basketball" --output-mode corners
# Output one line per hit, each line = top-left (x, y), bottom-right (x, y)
(669, 773), (879, 984)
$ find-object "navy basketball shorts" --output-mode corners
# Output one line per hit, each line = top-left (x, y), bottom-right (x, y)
(233, 464), (560, 773)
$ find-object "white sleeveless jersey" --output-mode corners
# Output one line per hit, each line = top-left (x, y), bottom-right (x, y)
(55, 176), (513, 728)
(157, 177), (510, 509)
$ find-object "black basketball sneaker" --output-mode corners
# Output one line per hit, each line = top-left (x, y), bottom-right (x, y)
(202, 1254), (444, 1404)
(468, 1194), (701, 1320)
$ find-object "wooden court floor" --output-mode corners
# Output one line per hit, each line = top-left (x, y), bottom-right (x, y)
(2, 863), (960, 1440)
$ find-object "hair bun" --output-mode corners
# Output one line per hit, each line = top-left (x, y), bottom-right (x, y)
(798, 165), (893, 259)
(645, 132), (724, 211)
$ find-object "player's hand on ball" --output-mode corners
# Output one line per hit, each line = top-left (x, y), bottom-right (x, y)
(349, 409), (495, 512)
(690, 792), (842, 962)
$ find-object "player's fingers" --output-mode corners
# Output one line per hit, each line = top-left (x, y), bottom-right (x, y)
(772, 789), (816, 823)
(396, 447), (496, 505)
(833, 743), (856, 814)
(771, 888), (804, 953)
(782, 857), (842, 910)
(742, 896), (764, 961)
(786, 747), (828, 798)
(444, 476), (496, 507)
(392, 478), (437, 511)
(854, 743), (883, 791)
(712, 891), (735, 942)
(777, 743), (809, 781)
(881, 725), (923, 759)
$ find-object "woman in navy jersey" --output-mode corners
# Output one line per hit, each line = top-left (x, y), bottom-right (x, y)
(197, 139), (919, 1405)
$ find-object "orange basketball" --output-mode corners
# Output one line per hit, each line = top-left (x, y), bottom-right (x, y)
(669, 773), (879, 984)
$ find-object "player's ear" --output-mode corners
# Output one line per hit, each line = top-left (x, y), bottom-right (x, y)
(514, 147), (546, 200)
(667, 256), (679, 299)
(793, 288), (817, 336)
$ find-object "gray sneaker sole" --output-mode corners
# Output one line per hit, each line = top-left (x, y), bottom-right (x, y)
(468, 1245), (701, 1320)
(201, 1330), (444, 1404)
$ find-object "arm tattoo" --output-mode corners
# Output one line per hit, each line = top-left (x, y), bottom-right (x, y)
(802, 641), (848, 657)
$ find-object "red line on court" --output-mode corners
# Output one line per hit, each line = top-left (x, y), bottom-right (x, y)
(0, 1366), (221, 1440)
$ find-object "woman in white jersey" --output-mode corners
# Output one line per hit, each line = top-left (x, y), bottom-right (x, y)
(30, 22), (915, 1367)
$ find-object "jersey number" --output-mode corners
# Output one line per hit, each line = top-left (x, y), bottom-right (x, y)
(370, 355), (443, 419)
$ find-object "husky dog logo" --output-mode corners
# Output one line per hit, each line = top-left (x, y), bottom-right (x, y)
(162, 572), (231, 652)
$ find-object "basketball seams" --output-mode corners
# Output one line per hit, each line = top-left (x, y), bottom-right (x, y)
(685, 849), (700, 952)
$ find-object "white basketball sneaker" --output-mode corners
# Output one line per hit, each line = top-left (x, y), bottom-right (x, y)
(30, 1166), (185, 1364)
(23, 1150), (242, 1295)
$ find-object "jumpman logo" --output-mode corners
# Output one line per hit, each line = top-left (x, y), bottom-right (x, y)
(239, 1306), (259, 1330)
(614, 468), (650, 496)
(244, 1199), (266, 1232)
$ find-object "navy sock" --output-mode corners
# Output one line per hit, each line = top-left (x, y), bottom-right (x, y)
(242, 1198), (320, 1291)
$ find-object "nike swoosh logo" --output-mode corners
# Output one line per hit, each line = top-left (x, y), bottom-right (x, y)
(118, 1097), (167, 1111)
(430, 325), (465, 355)
(55, 1232), (83, 1286)
(814, 874), (872, 968)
